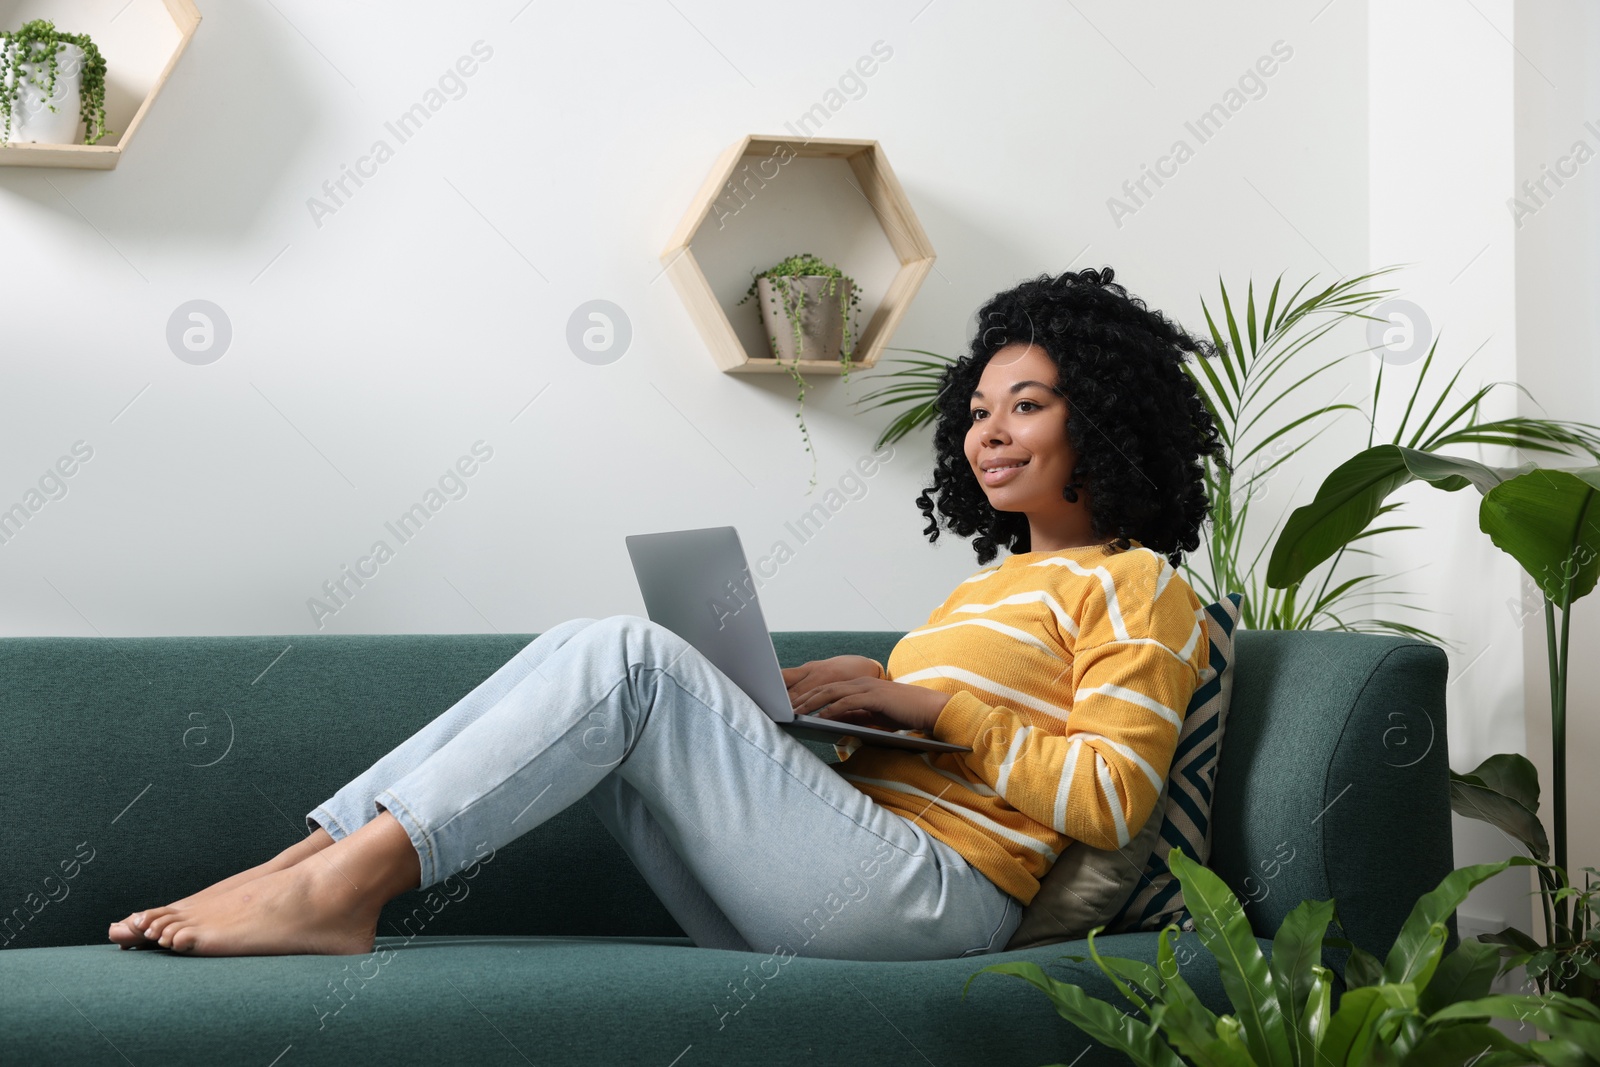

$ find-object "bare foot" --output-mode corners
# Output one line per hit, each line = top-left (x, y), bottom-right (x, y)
(136, 858), (375, 956)
(110, 827), (336, 949)
(129, 813), (420, 957)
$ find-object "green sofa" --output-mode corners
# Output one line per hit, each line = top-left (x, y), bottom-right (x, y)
(0, 626), (1456, 1066)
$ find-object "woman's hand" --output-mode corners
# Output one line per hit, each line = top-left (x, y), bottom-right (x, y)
(783, 657), (951, 734)
(781, 655), (882, 697)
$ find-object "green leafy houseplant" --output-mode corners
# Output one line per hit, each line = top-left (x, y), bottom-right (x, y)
(967, 845), (1600, 1065)
(1181, 268), (1600, 639)
(738, 252), (863, 493)
(1270, 453), (1600, 1007)
(0, 19), (110, 145)
(853, 345), (953, 450)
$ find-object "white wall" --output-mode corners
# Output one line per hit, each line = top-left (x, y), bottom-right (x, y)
(1366, 0), (1600, 986)
(1367, 0), (1533, 953)
(0, 0), (1370, 641)
(1514, 0), (1600, 937)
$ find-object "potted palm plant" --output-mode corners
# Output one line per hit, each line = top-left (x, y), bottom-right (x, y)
(0, 18), (110, 145)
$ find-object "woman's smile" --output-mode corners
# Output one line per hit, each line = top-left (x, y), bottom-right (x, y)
(980, 459), (1029, 485)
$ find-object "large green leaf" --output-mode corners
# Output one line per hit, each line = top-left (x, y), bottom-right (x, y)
(1267, 446), (1535, 588)
(1347, 949), (1387, 990)
(1385, 857), (1542, 986)
(1268, 898), (1336, 1067)
(1082, 926), (1165, 1021)
(968, 961), (1187, 1067)
(1479, 925), (1546, 958)
(1303, 965), (1333, 1054)
(1070, 946), (1163, 1014)
(1449, 769), (1550, 862)
(1417, 937), (1509, 1017)
(1319, 985), (1415, 1065)
(1399, 1022), (1536, 1067)
(1170, 846), (1295, 1067)
(1147, 926), (1242, 1067)
(1480, 467), (1600, 605)
(1429, 993), (1600, 1057)
(1457, 753), (1544, 814)
(1212, 1016), (1260, 1062)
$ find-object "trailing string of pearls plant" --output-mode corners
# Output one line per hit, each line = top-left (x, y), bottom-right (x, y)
(0, 19), (110, 145)
(737, 252), (864, 493)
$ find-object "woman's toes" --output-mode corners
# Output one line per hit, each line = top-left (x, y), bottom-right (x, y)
(162, 921), (199, 952)
(144, 911), (179, 942)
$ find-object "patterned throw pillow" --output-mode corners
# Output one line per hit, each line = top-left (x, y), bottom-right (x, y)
(1004, 593), (1243, 950)
(1103, 592), (1243, 934)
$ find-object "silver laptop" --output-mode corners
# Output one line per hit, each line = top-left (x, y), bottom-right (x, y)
(624, 525), (969, 754)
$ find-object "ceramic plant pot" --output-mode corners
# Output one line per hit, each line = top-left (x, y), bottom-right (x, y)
(1, 38), (84, 144)
(755, 275), (856, 364)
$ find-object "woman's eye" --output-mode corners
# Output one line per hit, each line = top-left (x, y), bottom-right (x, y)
(970, 400), (1039, 420)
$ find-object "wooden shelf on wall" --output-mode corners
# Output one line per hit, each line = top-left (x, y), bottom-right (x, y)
(659, 134), (936, 375)
(0, 0), (200, 169)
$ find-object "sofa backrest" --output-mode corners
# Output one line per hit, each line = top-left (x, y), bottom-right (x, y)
(0, 627), (1454, 961)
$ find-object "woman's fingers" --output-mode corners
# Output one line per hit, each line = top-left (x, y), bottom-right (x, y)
(826, 706), (898, 732)
(803, 684), (896, 731)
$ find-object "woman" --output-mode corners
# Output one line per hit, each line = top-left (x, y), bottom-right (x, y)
(108, 266), (1227, 961)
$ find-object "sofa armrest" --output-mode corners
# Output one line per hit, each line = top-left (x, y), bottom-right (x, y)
(1209, 630), (1457, 975)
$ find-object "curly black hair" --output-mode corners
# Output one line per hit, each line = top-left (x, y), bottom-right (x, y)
(915, 266), (1229, 568)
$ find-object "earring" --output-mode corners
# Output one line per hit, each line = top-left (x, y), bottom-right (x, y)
(1061, 482), (1082, 504)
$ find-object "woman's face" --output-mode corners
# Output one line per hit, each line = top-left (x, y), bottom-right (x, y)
(964, 343), (1087, 540)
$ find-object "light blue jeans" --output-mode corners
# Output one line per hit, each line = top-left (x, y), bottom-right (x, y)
(306, 615), (1021, 962)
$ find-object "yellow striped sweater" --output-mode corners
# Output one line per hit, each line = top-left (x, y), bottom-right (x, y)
(836, 539), (1209, 906)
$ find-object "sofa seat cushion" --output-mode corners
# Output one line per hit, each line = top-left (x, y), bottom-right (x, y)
(0, 932), (1265, 1066)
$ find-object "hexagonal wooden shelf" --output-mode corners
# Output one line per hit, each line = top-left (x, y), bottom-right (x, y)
(660, 134), (936, 375)
(0, 0), (200, 169)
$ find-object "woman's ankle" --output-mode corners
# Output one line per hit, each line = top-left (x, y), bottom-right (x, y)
(275, 827), (336, 869)
(303, 813), (421, 910)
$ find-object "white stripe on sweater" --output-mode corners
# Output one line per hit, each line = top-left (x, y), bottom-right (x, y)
(945, 591), (1080, 639)
(994, 725), (1032, 797)
(1096, 751), (1132, 847)
(918, 752), (997, 796)
(895, 665), (1071, 720)
(840, 774), (1059, 862)
(1074, 682), (1184, 730)
(1035, 557), (1129, 641)
(1155, 558), (1175, 600)
(900, 617), (1059, 657)
(1178, 611), (1204, 662)
(1051, 738), (1084, 833)
(1071, 730), (1165, 790)
(1090, 636), (1200, 671)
